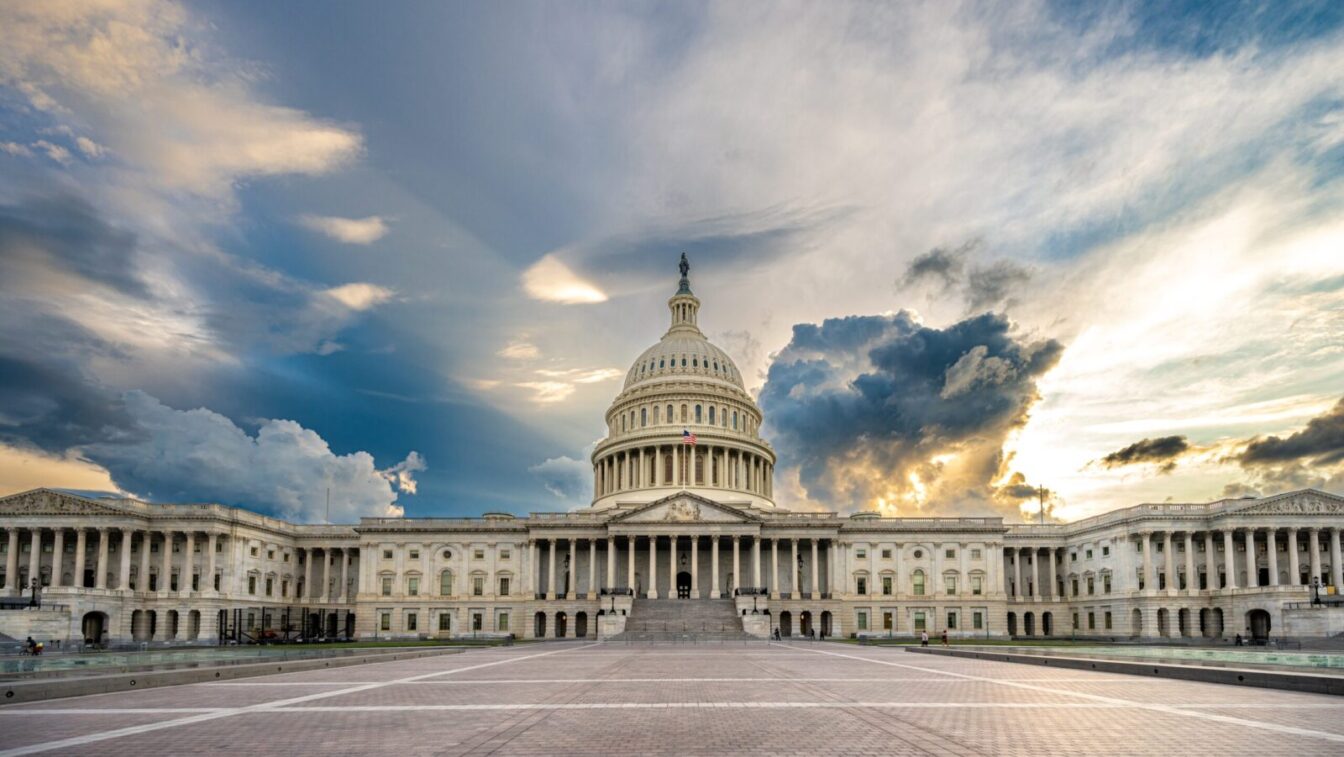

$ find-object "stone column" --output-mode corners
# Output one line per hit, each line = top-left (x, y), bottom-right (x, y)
(648, 534), (658, 598)
(1184, 532), (1196, 594)
(183, 531), (195, 592)
(753, 536), (762, 588)
(588, 539), (597, 598)
(4, 529), (18, 593)
(1223, 530), (1237, 589)
(207, 533), (218, 593)
(606, 537), (616, 590)
(1047, 548), (1057, 599)
(810, 539), (819, 596)
(672, 445), (680, 486)
(668, 535), (678, 598)
(710, 535), (720, 599)
(1204, 531), (1216, 590)
(691, 536), (700, 597)
(137, 531), (149, 592)
(732, 536), (741, 594)
(319, 547), (330, 601)
(770, 539), (779, 598)
(50, 529), (64, 588)
(1245, 529), (1258, 588)
(1331, 528), (1343, 588)
(547, 540), (557, 600)
(1266, 529), (1279, 586)
(1309, 528), (1322, 585)
(1161, 531), (1173, 594)
(160, 531), (173, 593)
(790, 538), (800, 596)
(27, 529), (41, 590)
(118, 529), (132, 590)
(94, 527), (109, 589)
(1012, 548), (1022, 598)
(567, 539), (577, 600)
(1287, 529), (1300, 585)
(1140, 532), (1153, 592)
(340, 548), (350, 601)
(627, 535), (636, 590)
(301, 547), (312, 599)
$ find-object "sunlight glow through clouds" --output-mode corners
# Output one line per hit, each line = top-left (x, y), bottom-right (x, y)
(521, 254), (608, 304)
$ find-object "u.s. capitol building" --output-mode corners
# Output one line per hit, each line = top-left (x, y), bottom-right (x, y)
(3, 259), (1343, 646)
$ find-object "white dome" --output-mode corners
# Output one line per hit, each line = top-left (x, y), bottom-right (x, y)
(623, 334), (745, 392)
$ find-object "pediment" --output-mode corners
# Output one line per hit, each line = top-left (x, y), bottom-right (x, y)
(609, 493), (760, 524)
(0, 488), (134, 518)
(1229, 489), (1344, 516)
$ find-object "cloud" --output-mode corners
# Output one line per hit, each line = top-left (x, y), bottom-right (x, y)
(83, 391), (414, 522)
(324, 282), (396, 311)
(298, 214), (390, 245)
(32, 139), (72, 165)
(521, 254), (608, 304)
(529, 454), (592, 502)
(898, 241), (1032, 313)
(901, 242), (972, 291)
(498, 340), (540, 360)
(1239, 397), (1344, 467)
(0, 0), (362, 197)
(1, 141), (33, 157)
(1098, 435), (1191, 473)
(74, 136), (104, 158)
(759, 310), (1062, 517)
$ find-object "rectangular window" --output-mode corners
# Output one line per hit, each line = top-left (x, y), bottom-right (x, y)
(1085, 549), (1093, 559)
(856, 611), (868, 631)
(473, 576), (484, 596)
(971, 549), (982, 559)
(383, 549), (393, 559)
(856, 577), (868, 595)
(440, 572), (453, 595)
(945, 549), (956, 559)
(1158, 573), (1167, 590)
(883, 611), (893, 631)
(1087, 576), (1094, 595)
(947, 612), (957, 630)
(1070, 552), (1077, 562)
(213, 573), (221, 591)
(855, 549), (867, 559)
(1104, 611), (1113, 630)
(1088, 612), (1096, 630)
(971, 576), (983, 595)
(408, 577), (420, 596)
(914, 612), (926, 631)
(248, 576), (256, 594)
(409, 549), (419, 560)
(973, 611), (984, 630)
(265, 578), (273, 596)
(267, 550), (274, 560)
(1072, 612), (1080, 629)
(881, 549), (892, 559)
(282, 552), (289, 561)
(250, 546), (258, 557)
(472, 613), (483, 631)
(192, 574), (200, 591)
(881, 576), (892, 595)
(1102, 546), (1110, 556)
(498, 577), (510, 595)
(171, 573), (179, 591)
(380, 612), (391, 631)
(281, 579), (288, 596)
(1071, 578), (1079, 595)
(439, 613), (451, 631)
(406, 613), (417, 631)
(1103, 575), (1112, 593)
(474, 549), (485, 560)
(913, 573), (925, 595)
(500, 550), (511, 560)
(381, 577), (392, 596)
(498, 613), (509, 632)
(945, 576), (957, 594)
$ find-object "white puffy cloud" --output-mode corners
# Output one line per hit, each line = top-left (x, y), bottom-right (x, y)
(529, 454), (592, 503)
(521, 254), (607, 304)
(298, 215), (390, 245)
(1, 141), (34, 157)
(74, 136), (104, 158)
(498, 340), (540, 360)
(324, 282), (396, 311)
(32, 139), (72, 164)
(84, 391), (416, 522)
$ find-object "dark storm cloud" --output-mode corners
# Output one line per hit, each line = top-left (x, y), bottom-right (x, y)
(759, 311), (1063, 514)
(0, 356), (136, 451)
(0, 195), (148, 298)
(1099, 435), (1191, 473)
(1239, 397), (1344, 466)
(897, 240), (1032, 313)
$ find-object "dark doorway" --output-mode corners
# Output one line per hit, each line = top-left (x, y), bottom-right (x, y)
(676, 571), (691, 598)
(821, 611), (833, 637)
(534, 611), (546, 639)
(555, 611), (568, 638)
(1248, 609), (1271, 641)
(779, 610), (793, 637)
(800, 610), (813, 636)
(576, 611), (588, 638)
(1042, 612), (1053, 636)
(81, 611), (108, 643)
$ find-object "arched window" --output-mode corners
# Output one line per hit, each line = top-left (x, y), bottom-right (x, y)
(912, 570), (926, 596)
(440, 570), (454, 596)
(681, 404), (688, 422)
(708, 406), (715, 425)
(641, 408), (647, 427)
(732, 411), (738, 430)
(722, 407), (728, 426)
(693, 357), (698, 367)
(654, 405), (661, 424)
(621, 416), (626, 432)
(667, 405), (674, 423)
(695, 405), (702, 423)
(659, 359), (665, 368)
(681, 357), (687, 367)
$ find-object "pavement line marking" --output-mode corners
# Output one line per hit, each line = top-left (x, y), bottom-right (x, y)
(781, 643), (1344, 745)
(200, 676), (1142, 685)
(0, 643), (599, 757)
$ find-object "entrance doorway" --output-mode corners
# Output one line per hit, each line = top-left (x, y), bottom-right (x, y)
(534, 611), (546, 638)
(779, 610), (793, 637)
(555, 611), (568, 638)
(1042, 612), (1053, 636)
(576, 612), (588, 638)
(81, 611), (108, 644)
(800, 610), (813, 637)
(1248, 609), (1271, 641)
(676, 571), (691, 599)
(821, 611), (833, 638)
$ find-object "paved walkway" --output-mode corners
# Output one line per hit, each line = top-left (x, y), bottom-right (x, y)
(3, 641), (1343, 755)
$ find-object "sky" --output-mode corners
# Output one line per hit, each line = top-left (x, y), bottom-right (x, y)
(1, 0), (1343, 524)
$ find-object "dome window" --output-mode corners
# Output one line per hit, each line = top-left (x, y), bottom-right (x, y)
(659, 359), (665, 368)
(713, 361), (718, 371)
(708, 406), (716, 425)
(693, 357), (698, 367)
(681, 357), (687, 367)
(732, 411), (738, 430)
(695, 405), (702, 423)
(641, 408), (647, 427)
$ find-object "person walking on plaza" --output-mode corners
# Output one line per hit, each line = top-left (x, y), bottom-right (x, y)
(920, 630), (929, 647)
(941, 629), (948, 647)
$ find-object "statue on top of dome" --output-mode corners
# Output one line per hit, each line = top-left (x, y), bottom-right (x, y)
(677, 253), (692, 294)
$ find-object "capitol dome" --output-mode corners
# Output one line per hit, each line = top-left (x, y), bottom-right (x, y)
(588, 254), (776, 512)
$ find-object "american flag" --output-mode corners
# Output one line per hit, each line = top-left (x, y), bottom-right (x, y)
(682, 429), (697, 445)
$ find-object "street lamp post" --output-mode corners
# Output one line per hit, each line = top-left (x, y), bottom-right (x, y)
(1312, 577), (1323, 606)
(28, 578), (40, 608)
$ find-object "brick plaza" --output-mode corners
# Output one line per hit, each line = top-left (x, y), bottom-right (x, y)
(3, 642), (1343, 755)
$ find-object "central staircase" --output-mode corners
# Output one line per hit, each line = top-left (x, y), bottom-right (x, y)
(611, 598), (756, 642)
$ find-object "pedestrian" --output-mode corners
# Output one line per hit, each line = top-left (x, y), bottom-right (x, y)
(1235, 633), (1243, 647)
(941, 629), (948, 647)
(920, 630), (929, 647)
(24, 636), (35, 656)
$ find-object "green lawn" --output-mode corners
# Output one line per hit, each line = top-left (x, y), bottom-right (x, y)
(294, 638), (532, 649)
(828, 637), (1111, 647)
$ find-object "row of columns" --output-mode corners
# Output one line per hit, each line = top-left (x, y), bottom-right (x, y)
(594, 445), (773, 498)
(529, 535), (830, 600)
(2, 527), (356, 603)
(1006, 526), (1344, 599)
